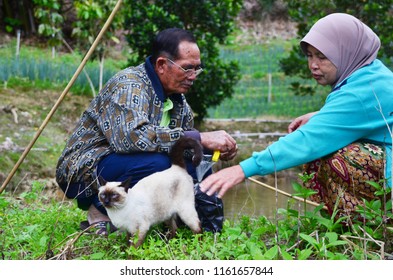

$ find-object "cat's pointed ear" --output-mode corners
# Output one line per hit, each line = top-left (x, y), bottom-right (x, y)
(98, 175), (107, 188)
(120, 176), (132, 192)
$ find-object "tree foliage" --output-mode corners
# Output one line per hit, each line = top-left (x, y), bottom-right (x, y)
(72, 0), (122, 61)
(122, 0), (243, 123)
(33, 0), (64, 48)
(72, 0), (123, 90)
(0, 0), (36, 35)
(280, 0), (393, 96)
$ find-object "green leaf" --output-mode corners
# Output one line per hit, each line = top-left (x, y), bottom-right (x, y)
(292, 182), (303, 193)
(326, 241), (347, 248)
(248, 242), (264, 260)
(371, 200), (382, 210)
(39, 236), (48, 247)
(299, 233), (318, 247)
(325, 232), (338, 243)
(297, 248), (313, 260)
(263, 245), (279, 260)
(313, 203), (326, 213)
(90, 252), (105, 260)
(366, 180), (382, 190)
(281, 250), (294, 260)
(226, 227), (242, 236)
(0, 197), (10, 208)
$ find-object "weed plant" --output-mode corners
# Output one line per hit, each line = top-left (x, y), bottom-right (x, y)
(1, 178), (392, 260)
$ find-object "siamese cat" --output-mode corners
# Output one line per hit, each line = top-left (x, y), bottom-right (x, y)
(98, 136), (203, 247)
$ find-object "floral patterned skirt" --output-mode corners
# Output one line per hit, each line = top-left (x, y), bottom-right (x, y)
(303, 141), (385, 219)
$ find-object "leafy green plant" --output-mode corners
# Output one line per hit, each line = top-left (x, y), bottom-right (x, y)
(292, 181), (317, 210)
(1, 177), (392, 260)
(72, 0), (123, 91)
(352, 180), (393, 254)
(33, 0), (64, 50)
(123, 0), (243, 123)
(274, 172), (391, 260)
(299, 231), (348, 259)
(4, 17), (22, 34)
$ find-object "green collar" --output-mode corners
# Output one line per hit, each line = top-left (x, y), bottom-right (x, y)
(160, 98), (173, 127)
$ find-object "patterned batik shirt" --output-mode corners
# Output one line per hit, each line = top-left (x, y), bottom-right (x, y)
(56, 57), (195, 190)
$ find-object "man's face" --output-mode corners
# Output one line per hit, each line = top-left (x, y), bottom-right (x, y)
(156, 41), (202, 95)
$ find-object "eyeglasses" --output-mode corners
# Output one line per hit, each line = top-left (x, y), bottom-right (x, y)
(166, 58), (203, 77)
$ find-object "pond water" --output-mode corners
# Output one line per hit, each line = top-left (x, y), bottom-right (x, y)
(200, 119), (303, 221)
(222, 171), (300, 221)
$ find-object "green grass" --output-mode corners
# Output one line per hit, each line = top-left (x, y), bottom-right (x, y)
(1, 180), (392, 260)
(0, 40), (123, 96)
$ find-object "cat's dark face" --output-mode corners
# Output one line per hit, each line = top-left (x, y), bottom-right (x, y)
(98, 183), (127, 209)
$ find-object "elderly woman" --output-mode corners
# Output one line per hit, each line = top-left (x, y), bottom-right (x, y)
(201, 13), (393, 219)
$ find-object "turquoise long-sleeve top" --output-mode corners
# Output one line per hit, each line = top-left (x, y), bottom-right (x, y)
(240, 59), (393, 187)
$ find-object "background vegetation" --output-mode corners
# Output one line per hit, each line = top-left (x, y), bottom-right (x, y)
(123, 0), (244, 122)
(2, 1), (393, 118)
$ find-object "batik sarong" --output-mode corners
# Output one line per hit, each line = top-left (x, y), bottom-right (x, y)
(303, 141), (385, 219)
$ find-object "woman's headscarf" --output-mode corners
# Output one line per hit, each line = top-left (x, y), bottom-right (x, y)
(300, 13), (381, 88)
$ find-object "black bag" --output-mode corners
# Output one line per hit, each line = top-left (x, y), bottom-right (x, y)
(184, 153), (224, 233)
(194, 183), (224, 233)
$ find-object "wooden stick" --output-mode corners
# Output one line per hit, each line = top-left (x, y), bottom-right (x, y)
(247, 176), (328, 210)
(0, 0), (123, 194)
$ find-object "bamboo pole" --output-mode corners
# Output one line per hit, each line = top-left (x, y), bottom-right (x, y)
(247, 176), (328, 210)
(0, 0), (123, 195)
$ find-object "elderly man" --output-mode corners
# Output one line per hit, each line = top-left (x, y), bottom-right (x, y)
(56, 28), (237, 235)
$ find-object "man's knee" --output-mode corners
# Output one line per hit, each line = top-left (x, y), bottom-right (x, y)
(107, 152), (171, 184)
(150, 153), (172, 171)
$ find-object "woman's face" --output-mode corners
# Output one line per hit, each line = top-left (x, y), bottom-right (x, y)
(306, 45), (338, 86)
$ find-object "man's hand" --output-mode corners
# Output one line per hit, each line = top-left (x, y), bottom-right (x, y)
(200, 130), (238, 160)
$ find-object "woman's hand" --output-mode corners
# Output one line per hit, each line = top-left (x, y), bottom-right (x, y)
(288, 111), (318, 133)
(200, 165), (245, 198)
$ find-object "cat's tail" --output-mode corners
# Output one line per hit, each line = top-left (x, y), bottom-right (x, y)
(169, 136), (203, 168)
